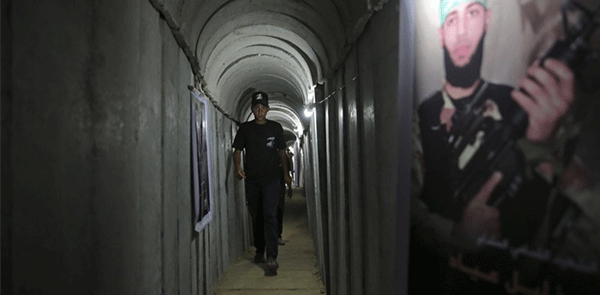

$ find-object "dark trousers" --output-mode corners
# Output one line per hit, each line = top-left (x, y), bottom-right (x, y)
(245, 178), (281, 260)
(277, 178), (285, 238)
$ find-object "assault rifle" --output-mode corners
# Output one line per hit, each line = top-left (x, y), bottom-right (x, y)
(447, 1), (600, 243)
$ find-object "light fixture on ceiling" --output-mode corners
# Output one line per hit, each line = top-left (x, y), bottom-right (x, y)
(294, 123), (304, 135)
(304, 105), (315, 117)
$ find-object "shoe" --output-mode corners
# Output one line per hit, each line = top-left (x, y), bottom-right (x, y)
(266, 258), (279, 275)
(278, 237), (285, 245)
(253, 253), (265, 263)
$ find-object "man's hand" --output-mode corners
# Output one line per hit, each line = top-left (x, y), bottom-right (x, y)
(286, 180), (293, 199)
(236, 167), (246, 180)
(511, 58), (575, 143)
(233, 150), (245, 180)
(284, 174), (292, 199)
(453, 172), (503, 242)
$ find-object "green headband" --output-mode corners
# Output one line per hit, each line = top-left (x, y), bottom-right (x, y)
(440, 0), (488, 26)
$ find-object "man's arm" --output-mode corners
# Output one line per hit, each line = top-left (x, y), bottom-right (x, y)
(512, 59), (574, 144)
(512, 59), (587, 184)
(279, 149), (292, 188)
(287, 154), (294, 177)
(234, 149), (245, 180)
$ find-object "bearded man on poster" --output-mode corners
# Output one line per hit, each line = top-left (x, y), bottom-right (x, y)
(410, 0), (596, 293)
(415, 0), (586, 251)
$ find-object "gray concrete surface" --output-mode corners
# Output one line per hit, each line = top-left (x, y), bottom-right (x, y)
(304, 1), (400, 294)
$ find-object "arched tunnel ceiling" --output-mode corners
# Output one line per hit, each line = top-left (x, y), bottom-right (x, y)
(242, 101), (305, 135)
(178, 0), (388, 136)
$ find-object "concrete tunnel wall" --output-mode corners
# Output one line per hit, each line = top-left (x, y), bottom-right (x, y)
(2, 0), (402, 294)
(302, 1), (400, 294)
(3, 0), (251, 294)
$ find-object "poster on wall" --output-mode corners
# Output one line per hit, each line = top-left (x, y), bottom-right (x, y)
(191, 90), (214, 232)
(409, 0), (600, 294)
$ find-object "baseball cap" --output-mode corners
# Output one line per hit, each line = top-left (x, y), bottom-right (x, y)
(440, 0), (488, 26)
(251, 91), (269, 107)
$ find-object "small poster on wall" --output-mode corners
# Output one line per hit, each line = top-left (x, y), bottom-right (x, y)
(409, 0), (600, 294)
(191, 90), (214, 232)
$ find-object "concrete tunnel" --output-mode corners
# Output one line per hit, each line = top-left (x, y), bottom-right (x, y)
(2, 0), (413, 294)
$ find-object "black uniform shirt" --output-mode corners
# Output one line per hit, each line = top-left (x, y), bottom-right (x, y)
(232, 120), (286, 182)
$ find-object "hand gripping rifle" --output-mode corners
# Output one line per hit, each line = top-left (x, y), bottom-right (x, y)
(447, 1), (600, 244)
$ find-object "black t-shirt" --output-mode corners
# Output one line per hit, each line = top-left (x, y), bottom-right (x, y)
(232, 120), (286, 182)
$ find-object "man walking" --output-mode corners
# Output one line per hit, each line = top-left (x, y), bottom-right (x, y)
(277, 148), (294, 245)
(233, 91), (292, 275)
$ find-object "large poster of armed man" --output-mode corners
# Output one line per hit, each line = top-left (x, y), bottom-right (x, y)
(409, 0), (600, 293)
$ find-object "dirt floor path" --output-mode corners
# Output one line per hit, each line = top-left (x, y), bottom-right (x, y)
(213, 188), (327, 295)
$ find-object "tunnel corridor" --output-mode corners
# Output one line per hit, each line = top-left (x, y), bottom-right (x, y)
(5, 0), (600, 294)
(2, 0), (409, 294)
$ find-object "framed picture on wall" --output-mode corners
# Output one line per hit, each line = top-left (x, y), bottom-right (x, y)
(191, 90), (214, 232)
